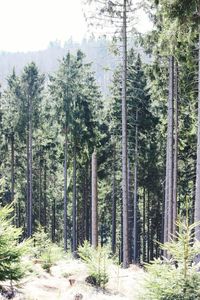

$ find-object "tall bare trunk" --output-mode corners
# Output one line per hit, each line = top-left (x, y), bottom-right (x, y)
(164, 56), (174, 245)
(72, 146), (77, 254)
(168, 56), (174, 240)
(195, 31), (200, 244)
(64, 124), (68, 251)
(43, 160), (47, 231)
(28, 96), (33, 237)
(112, 144), (116, 254)
(122, 0), (129, 268)
(133, 109), (138, 263)
(143, 187), (146, 262)
(91, 150), (98, 248)
(52, 198), (56, 243)
(11, 133), (16, 225)
(11, 133), (14, 203)
(127, 159), (132, 261)
(147, 189), (150, 263)
(26, 134), (29, 236)
(39, 149), (42, 225)
(85, 165), (90, 241)
(173, 61), (178, 236)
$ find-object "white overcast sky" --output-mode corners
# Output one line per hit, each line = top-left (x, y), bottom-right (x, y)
(0, 0), (152, 53)
(0, 0), (87, 52)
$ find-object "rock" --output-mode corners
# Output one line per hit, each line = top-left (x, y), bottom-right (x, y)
(74, 293), (83, 300)
(69, 278), (76, 286)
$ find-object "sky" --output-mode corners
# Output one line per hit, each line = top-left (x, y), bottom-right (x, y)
(0, 0), (152, 53)
(0, 0), (87, 52)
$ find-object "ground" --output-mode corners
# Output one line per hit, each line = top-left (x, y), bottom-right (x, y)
(0, 259), (145, 300)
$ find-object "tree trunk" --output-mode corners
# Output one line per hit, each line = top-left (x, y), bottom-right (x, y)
(173, 60), (178, 236)
(11, 133), (14, 203)
(143, 187), (146, 262)
(85, 165), (90, 241)
(72, 146), (77, 254)
(168, 56), (174, 240)
(122, 0), (129, 268)
(127, 159), (133, 262)
(29, 96), (33, 237)
(26, 134), (29, 236)
(91, 150), (98, 248)
(195, 32), (200, 245)
(164, 56), (174, 244)
(112, 144), (116, 254)
(81, 174), (86, 243)
(147, 189), (150, 263)
(133, 109), (138, 263)
(43, 160), (47, 231)
(52, 198), (56, 243)
(10, 133), (16, 225)
(64, 124), (68, 251)
(39, 149), (42, 225)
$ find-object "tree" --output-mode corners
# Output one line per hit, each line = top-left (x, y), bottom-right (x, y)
(84, 0), (139, 268)
(92, 150), (98, 248)
(21, 62), (44, 237)
(0, 202), (28, 282)
(1, 70), (21, 208)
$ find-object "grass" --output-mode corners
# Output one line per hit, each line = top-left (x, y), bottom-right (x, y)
(7, 257), (145, 300)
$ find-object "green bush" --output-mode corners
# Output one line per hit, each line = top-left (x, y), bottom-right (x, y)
(32, 224), (51, 259)
(78, 241), (109, 288)
(142, 221), (200, 300)
(40, 244), (64, 273)
(32, 225), (64, 272)
(0, 205), (28, 282)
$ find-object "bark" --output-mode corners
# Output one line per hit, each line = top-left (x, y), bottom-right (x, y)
(168, 56), (174, 240)
(112, 145), (116, 254)
(43, 161), (47, 231)
(11, 133), (14, 203)
(173, 61), (178, 236)
(91, 150), (98, 248)
(52, 198), (56, 243)
(133, 109), (138, 263)
(143, 188), (146, 262)
(11, 133), (16, 225)
(127, 159), (133, 262)
(81, 175), (86, 243)
(72, 146), (77, 254)
(164, 56), (174, 244)
(195, 32), (200, 244)
(26, 134), (29, 236)
(85, 167), (90, 241)
(39, 149), (42, 225)
(28, 95), (33, 237)
(147, 190), (150, 263)
(122, 0), (129, 268)
(64, 124), (68, 251)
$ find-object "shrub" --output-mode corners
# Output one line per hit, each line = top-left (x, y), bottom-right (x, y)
(78, 241), (109, 288)
(40, 244), (64, 273)
(32, 224), (51, 259)
(32, 225), (64, 272)
(0, 205), (28, 282)
(142, 221), (200, 300)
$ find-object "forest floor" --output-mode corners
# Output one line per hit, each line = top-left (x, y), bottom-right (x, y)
(0, 259), (145, 300)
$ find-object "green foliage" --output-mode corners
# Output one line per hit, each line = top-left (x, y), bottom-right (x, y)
(40, 244), (64, 273)
(32, 224), (51, 258)
(78, 241), (109, 288)
(142, 221), (200, 300)
(0, 205), (28, 281)
(32, 225), (64, 272)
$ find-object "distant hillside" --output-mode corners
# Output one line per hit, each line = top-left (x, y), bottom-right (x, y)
(0, 38), (118, 95)
(0, 38), (149, 95)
